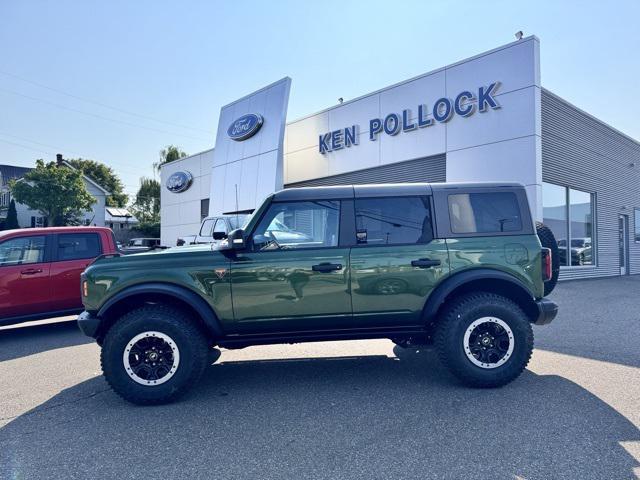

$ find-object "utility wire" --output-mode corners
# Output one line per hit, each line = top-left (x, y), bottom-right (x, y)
(0, 69), (211, 134)
(0, 87), (210, 141)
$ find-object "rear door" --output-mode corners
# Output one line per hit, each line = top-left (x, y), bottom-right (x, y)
(349, 191), (449, 327)
(50, 232), (103, 311)
(0, 234), (51, 319)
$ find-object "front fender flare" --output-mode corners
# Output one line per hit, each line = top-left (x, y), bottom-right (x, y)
(97, 282), (224, 338)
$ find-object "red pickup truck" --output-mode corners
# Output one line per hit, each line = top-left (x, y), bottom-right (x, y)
(0, 227), (118, 326)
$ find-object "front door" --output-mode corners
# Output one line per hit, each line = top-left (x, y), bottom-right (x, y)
(619, 214), (629, 275)
(349, 196), (449, 327)
(230, 199), (352, 332)
(0, 235), (51, 319)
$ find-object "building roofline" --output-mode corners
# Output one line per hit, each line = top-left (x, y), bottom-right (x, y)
(541, 87), (640, 147)
(287, 36), (539, 125)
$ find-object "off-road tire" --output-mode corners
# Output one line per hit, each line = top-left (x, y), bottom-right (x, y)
(434, 292), (534, 388)
(536, 221), (559, 296)
(101, 304), (209, 405)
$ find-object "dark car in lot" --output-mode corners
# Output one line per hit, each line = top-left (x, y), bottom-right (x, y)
(79, 182), (559, 405)
(0, 227), (118, 326)
(120, 238), (162, 254)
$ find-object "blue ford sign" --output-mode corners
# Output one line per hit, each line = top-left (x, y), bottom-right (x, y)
(166, 171), (193, 193)
(227, 113), (264, 141)
(319, 82), (501, 154)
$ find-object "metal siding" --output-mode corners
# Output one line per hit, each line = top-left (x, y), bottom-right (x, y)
(541, 89), (640, 280)
(284, 155), (446, 188)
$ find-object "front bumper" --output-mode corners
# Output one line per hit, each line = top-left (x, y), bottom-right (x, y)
(534, 298), (558, 325)
(77, 311), (101, 339)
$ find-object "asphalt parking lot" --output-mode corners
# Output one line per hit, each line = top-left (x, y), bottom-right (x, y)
(1, 277), (639, 479)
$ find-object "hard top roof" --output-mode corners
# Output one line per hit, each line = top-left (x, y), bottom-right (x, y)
(273, 182), (525, 201)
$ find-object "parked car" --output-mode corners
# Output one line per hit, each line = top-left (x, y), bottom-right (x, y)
(557, 237), (592, 266)
(120, 238), (162, 254)
(79, 182), (559, 405)
(195, 215), (249, 245)
(176, 235), (197, 246)
(0, 227), (118, 326)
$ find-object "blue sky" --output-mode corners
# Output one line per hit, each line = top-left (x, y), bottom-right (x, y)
(1, 0), (639, 198)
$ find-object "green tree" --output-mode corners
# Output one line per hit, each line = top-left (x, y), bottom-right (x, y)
(130, 177), (160, 225)
(4, 199), (19, 229)
(67, 158), (128, 207)
(154, 145), (187, 172)
(10, 160), (95, 226)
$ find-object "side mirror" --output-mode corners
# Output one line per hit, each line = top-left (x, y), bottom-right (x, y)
(212, 231), (226, 240)
(225, 228), (246, 250)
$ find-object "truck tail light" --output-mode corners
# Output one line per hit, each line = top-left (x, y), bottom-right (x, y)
(541, 248), (552, 282)
(82, 280), (88, 297)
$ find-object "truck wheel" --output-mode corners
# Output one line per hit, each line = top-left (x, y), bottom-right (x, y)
(101, 304), (209, 405)
(536, 221), (559, 296)
(434, 292), (533, 388)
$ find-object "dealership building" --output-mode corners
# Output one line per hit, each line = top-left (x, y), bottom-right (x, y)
(161, 36), (640, 280)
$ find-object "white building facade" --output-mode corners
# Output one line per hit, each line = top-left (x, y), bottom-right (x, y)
(161, 36), (640, 280)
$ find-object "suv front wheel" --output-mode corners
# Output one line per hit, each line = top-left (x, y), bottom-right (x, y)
(434, 292), (534, 388)
(101, 304), (210, 405)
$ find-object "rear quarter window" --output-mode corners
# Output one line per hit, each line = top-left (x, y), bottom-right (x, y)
(448, 192), (523, 234)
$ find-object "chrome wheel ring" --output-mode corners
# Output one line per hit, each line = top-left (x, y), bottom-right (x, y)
(463, 317), (514, 369)
(123, 331), (180, 386)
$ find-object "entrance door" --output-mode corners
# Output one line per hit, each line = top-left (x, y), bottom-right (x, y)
(230, 199), (352, 332)
(619, 214), (629, 275)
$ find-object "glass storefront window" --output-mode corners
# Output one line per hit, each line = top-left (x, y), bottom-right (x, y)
(542, 182), (595, 267)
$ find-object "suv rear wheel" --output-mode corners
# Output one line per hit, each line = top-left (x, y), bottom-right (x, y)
(434, 292), (533, 388)
(101, 304), (210, 405)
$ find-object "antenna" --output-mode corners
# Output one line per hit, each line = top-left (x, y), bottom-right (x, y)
(234, 184), (239, 227)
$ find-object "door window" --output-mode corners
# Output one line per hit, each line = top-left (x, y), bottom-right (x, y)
(199, 218), (215, 237)
(213, 219), (227, 240)
(0, 236), (46, 266)
(251, 201), (340, 250)
(355, 197), (433, 245)
(56, 233), (101, 261)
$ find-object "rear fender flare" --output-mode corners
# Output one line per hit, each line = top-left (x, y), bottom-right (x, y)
(422, 269), (536, 322)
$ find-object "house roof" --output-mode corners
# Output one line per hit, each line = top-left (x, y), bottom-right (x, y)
(0, 165), (32, 186)
(60, 160), (111, 195)
(105, 207), (138, 223)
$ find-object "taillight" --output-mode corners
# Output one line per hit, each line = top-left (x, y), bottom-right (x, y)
(82, 280), (89, 297)
(541, 248), (552, 282)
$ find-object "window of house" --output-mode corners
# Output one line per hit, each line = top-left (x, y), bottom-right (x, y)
(0, 236), (46, 266)
(252, 201), (340, 250)
(448, 192), (522, 234)
(56, 233), (102, 261)
(355, 197), (433, 245)
(542, 182), (594, 267)
(635, 209), (640, 243)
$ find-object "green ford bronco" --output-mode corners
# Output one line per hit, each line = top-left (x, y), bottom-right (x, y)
(79, 182), (559, 405)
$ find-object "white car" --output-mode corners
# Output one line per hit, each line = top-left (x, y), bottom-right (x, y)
(195, 215), (249, 246)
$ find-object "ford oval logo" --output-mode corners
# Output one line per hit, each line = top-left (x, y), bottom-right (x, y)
(166, 171), (193, 193)
(227, 113), (264, 141)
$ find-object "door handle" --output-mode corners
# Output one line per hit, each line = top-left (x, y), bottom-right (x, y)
(411, 258), (441, 268)
(21, 268), (43, 275)
(312, 262), (343, 273)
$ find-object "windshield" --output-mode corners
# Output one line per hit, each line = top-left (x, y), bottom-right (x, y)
(228, 214), (249, 230)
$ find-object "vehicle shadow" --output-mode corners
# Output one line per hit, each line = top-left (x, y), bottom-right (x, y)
(0, 319), (91, 362)
(1, 349), (638, 479)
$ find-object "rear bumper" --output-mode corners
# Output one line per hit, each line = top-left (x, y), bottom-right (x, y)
(77, 311), (101, 339)
(534, 298), (558, 325)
